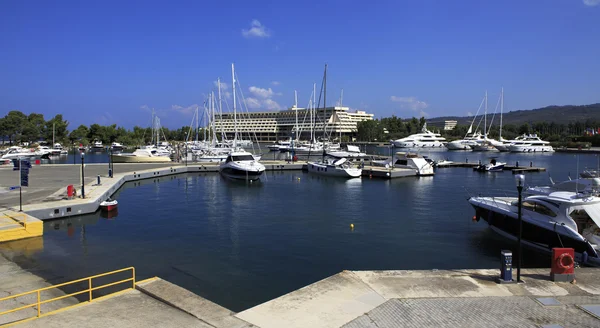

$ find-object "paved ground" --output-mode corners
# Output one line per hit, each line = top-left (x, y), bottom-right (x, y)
(0, 252), (78, 326)
(343, 296), (600, 328)
(236, 268), (600, 328)
(17, 289), (212, 328)
(0, 163), (173, 208)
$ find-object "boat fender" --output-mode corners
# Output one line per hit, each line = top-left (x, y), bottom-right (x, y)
(557, 253), (574, 270)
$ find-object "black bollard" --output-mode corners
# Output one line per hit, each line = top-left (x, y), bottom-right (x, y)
(97, 175), (101, 185)
(516, 161), (519, 168)
(466, 158), (468, 163)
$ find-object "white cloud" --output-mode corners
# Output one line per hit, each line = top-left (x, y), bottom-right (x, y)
(244, 85), (282, 110)
(583, 0), (600, 6)
(419, 110), (429, 118)
(245, 97), (261, 109)
(271, 81), (280, 86)
(171, 104), (198, 115)
(242, 19), (271, 38)
(140, 104), (150, 111)
(390, 96), (429, 111)
(249, 86), (278, 99)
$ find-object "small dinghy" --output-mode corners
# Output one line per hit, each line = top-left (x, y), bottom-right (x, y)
(100, 198), (118, 211)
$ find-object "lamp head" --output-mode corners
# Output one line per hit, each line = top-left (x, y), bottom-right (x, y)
(81, 152), (85, 159)
(515, 174), (525, 188)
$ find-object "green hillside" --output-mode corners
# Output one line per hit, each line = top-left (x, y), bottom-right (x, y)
(428, 103), (600, 125)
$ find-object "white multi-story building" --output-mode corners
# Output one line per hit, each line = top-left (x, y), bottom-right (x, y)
(444, 120), (458, 131)
(214, 106), (374, 142)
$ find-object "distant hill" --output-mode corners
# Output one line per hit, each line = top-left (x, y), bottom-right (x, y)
(427, 103), (600, 126)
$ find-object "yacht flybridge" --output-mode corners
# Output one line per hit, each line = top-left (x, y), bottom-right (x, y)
(392, 123), (447, 148)
(469, 188), (600, 266)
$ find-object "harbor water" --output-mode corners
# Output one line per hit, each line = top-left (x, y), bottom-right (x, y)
(2, 151), (599, 312)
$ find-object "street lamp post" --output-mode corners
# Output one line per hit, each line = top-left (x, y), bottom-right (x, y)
(81, 152), (85, 199)
(515, 174), (525, 282)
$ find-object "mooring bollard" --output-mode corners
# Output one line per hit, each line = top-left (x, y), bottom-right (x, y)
(97, 175), (101, 185)
(516, 161), (519, 168)
(530, 162), (533, 167)
(466, 158), (468, 163)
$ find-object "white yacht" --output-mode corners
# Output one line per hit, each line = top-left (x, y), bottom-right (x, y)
(307, 157), (362, 178)
(326, 145), (367, 159)
(111, 148), (172, 163)
(91, 141), (104, 150)
(219, 150), (265, 181)
(391, 123), (446, 148)
(51, 143), (68, 155)
(268, 139), (292, 151)
(473, 158), (506, 172)
(508, 134), (554, 153)
(1, 146), (39, 160)
(446, 132), (485, 150)
(111, 142), (124, 151)
(471, 139), (498, 152)
(469, 190), (600, 266)
(374, 152), (435, 176)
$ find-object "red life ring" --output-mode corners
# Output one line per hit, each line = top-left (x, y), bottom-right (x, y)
(557, 253), (574, 270)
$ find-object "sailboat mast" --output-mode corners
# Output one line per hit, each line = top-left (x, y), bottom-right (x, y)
(232, 63), (237, 147)
(52, 122), (55, 146)
(323, 64), (327, 140)
(211, 91), (217, 146)
(294, 90), (298, 141)
(484, 91), (488, 139)
(500, 88), (504, 140)
(217, 78), (224, 143)
(339, 89), (343, 141)
(195, 106), (199, 143)
(312, 83), (316, 143)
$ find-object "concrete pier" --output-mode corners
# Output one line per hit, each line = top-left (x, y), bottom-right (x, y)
(237, 268), (600, 328)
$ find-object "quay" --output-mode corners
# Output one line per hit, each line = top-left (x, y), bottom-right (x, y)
(2, 249), (600, 327)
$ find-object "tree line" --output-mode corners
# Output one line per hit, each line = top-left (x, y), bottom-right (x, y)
(0, 110), (204, 147)
(357, 115), (600, 146)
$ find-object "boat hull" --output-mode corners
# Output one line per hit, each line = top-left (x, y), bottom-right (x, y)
(446, 142), (472, 150)
(508, 145), (554, 153)
(219, 167), (264, 181)
(392, 141), (446, 148)
(470, 201), (599, 265)
(307, 162), (362, 178)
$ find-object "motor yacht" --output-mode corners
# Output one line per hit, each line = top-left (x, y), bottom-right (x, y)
(307, 157), (362, 178)
(111, 148), (172, 163)
(326, 145), (367, 159)
(446, 132), (485, 150)
(219, 150), (265, 181)
(111, 142), (124, 151)
(1, 146), (39, 160)
(474, 158), (506, 172)
(469, 190), (600, 266)
(91, 141), (104, 150)
(508, 134), (554, 152)
(374, 152), (435, 176)
(391, 123), (446, 148)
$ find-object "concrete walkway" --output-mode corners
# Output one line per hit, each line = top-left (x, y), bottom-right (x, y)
(16, 289), (213, 328)
(236, 268), (600, 328)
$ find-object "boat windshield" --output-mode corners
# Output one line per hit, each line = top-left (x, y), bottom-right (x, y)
(232, 155), (254, 161)
(522, 201), (557, 217)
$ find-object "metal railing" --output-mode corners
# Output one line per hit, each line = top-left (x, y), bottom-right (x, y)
(0, 267), (135, 326)
(0, 214), (27, 230)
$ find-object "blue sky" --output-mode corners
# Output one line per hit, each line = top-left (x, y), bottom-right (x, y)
(1, 0), (599, 128)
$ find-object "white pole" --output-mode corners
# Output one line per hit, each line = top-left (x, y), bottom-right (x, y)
(484, 91), (488, 139)
(232, 63), (237, 148)
(340, 89), (343, 141)
(294, 90), (298, 141)
(313, 83), (316, 143)
(500, 87), (504, 140)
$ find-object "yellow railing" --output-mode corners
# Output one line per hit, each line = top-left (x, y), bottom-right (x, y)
(0, 214), (27, 230)
(0, 267), (135, 326)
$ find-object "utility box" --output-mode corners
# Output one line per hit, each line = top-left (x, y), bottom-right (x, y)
(551, 248), (575, 282)
(500, 250), (513, 282)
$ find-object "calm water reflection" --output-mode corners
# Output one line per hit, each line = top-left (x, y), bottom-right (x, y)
(2, 151), (599, 311)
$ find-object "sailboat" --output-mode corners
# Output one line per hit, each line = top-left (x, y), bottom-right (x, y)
(307, 64), (362, 178)
(219, 63), (265, 181)
(471, 91), (497, 152)
(446, 97), (486, 150)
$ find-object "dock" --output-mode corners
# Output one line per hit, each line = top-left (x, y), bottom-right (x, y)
(436, 161), (547, 173)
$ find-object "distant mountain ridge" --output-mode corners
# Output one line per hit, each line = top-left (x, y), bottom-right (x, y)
(427, 103), (600, 126)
